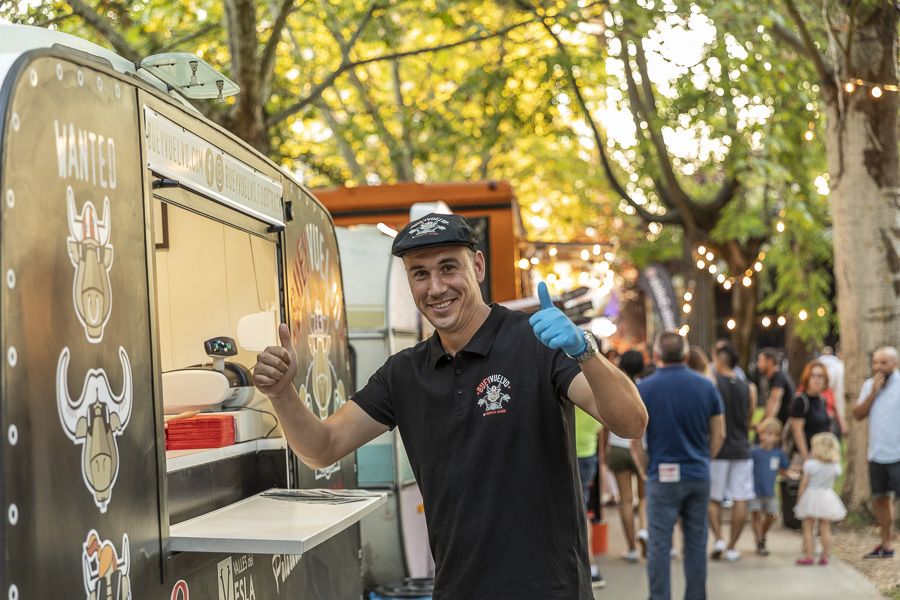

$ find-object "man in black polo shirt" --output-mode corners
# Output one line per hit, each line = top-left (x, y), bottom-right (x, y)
(254, 213), (648, 599)
(756, 348), (795, 431)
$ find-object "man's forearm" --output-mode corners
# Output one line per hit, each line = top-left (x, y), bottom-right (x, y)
(853, 391), (878, 420)
(581, 355), (647, 438)
(268, 386), (336, 468)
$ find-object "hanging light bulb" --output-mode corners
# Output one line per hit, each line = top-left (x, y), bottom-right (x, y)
(705, 251), (714, 261)
(683, 303), (692, 314)
(593, 244), (601, 255)
(872, 86), (883, 98)
(726, 319), (736, 330)
(742, 276), (752, 287)
(716, 273), (726, 284)
(723, 280), (733, 290)
(761, 316), (772, 327)
(799, 309), (808, 320)
(844, 81), (855, 93)
(817, 307), (826, 317)
(678, 324), (690, 336)
(580, 249), (590, 261)
(518, 258), (531, 270)
(754, 261), (763, 272)
(549, 246), (558, 257)
(709, 264), (718, 274)
(530, 257), (539, 265)
(777, 315), (787, 326)
(776, 220), (786, 233)
(696, 259), (706, 269)
(697, 245), (707, 255)
(804, 130), (815, 141)
(684, 291), (693, 302)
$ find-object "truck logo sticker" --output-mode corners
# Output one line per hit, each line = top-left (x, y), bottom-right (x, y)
(57, 346), (133, 513)
(82, 529), (131, 600)
(217, 555), (256, 600)
(65, 186), (114, 343)
(170, 580), (190, 600)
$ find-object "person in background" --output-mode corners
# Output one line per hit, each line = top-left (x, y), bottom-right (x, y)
(756, 348), (795, 433)
(606, 348), (622, 367)
(794, 432), (846, 565)
(715, 339), (747, 381)
(853, 346), (900, 559)
(608, 349), (649, 561)
(708, 342), (756, 562)
(750, 418), (790, 556)
(817, 345), (845, 436)
(575, 404), (606, 586)
(789, 360), (833, 464)
(632, 332), (725, 600)
(687, 345), (715, 383)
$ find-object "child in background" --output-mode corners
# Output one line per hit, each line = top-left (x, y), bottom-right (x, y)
(750, 418), (790, 556)
(794, 432), (847, 565)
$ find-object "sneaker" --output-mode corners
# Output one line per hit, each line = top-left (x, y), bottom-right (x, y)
(818, 556), (829, 565)
(637, 529), (649, 558)
(795, 556), (815, 566)
(863, 545), (895, 559)
(756, 540), (769, 557)
(724, 549), (741, 562)
(711, 539), (726, 560)
(623, 549), (640, 563)
(591, 571), (607, 588)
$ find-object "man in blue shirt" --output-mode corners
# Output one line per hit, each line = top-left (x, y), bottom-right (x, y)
(632, 332), (724, 600)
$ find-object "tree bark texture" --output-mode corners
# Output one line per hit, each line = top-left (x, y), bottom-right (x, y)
(825, 4), (900, 510)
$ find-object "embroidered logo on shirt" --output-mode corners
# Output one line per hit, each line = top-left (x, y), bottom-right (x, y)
(409, 217), (448, 238)
(476, 374), (511, 416)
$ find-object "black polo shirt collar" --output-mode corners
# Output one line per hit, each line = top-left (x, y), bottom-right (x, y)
(427, 303), (505, 367)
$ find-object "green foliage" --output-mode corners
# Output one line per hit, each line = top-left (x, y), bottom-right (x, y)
(2, 0), (837, 346)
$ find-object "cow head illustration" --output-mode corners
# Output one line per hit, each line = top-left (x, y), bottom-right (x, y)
(82, 530), (131, 600)
(66, 186), (114, 343)
(57, 346), (132, 513)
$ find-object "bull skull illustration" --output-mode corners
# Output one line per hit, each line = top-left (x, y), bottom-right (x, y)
(66, 186), (114, 344)
(82, 529), (131, 600)
(57, 346), (132, 513)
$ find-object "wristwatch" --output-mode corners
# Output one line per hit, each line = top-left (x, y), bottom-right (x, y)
(567, 330), (599, 364)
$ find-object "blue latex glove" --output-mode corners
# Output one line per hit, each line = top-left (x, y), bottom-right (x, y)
(528, 282), (586, 356)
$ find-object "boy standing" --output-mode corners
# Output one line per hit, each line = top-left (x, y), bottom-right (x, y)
(750, 418), (790, 555)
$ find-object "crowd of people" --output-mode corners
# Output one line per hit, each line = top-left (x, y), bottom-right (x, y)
(583, 337), (899, 598)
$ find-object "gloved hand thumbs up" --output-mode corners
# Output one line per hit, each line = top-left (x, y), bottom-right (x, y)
(528, 282), (586, 357)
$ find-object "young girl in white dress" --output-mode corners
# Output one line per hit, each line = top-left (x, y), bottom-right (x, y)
(794, 432), (847, 565)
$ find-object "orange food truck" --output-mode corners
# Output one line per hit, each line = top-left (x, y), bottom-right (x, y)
(316, 181), (528, 302)
(0, 25), (385, 599)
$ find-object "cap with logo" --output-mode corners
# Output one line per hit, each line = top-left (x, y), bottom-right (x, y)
(390, 213), (478, 257)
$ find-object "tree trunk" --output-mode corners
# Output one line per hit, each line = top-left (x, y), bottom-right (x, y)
(730, 279), (757, 369)
(784, 322), (814, 384)
(826, 6), (900, 511)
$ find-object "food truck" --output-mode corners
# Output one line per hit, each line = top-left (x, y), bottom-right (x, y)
(0, 25), (385, 599)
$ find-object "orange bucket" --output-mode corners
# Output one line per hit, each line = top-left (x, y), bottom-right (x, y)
(591, 520), (608, 556)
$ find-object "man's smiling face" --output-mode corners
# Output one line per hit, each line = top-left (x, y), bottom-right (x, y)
(403, 245), (485, 334)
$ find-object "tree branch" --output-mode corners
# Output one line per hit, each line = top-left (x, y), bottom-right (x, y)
(313, 98), (366, 182)
(268, 16), (537, 126)
(391, 59), (416, 180)
(541, 23), (679, 225)
(64, 0), (141, 63)
(156, 22), (221, 53)
(781, 0), (832, 84)
(260, 0), (297, 101)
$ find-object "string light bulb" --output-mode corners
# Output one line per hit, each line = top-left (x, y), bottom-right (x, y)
(742, 276), (752, 287)
(872, 86), (883, 98)
(798, 309), (808, 320)
(549, 246), (558, 257)
(761, 316), (771, 327)
(518, 258), (530, 269)
(530, 257), (539, 265)
(697, 245), (706, 255)
(816, 307), (826, 317)
(776, 220), (786, 233)
(708, 264), (718, 274)
(684, 291), (693, 302)
(705, 251), (714, 261)
(777, 315), (787, 326)
(844, 82), (855, 93)
(580, 249), (590, 261)
(804, 130), (814, 141)
(697, 259), (706, 269)
(726, 319), (736, 330)
(683, 303), (692, 314)
(723, 280), (732, 290)
(716, 274), (726, 284)
(754, 261), (763, 272)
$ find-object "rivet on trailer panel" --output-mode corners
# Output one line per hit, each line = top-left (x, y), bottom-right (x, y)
(96, 75), (103, 91)
(8, 584), (18, 600)
(7, 503), (17, 525)
(7, 346), (16, 367)
(10, 112), (19, 132)
(5, 189), (13, 209)
(77, 68), (83, 86)
(7, 425), (17, 446)
(7, 269), (15, 289)
(56, 63), (64, 80)
(28, 68), (37, 87)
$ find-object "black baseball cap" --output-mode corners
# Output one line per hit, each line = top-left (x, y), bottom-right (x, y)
(391, 213), (478, 257)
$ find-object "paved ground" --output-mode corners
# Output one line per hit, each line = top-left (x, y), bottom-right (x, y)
(593, 505), (882, 599)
